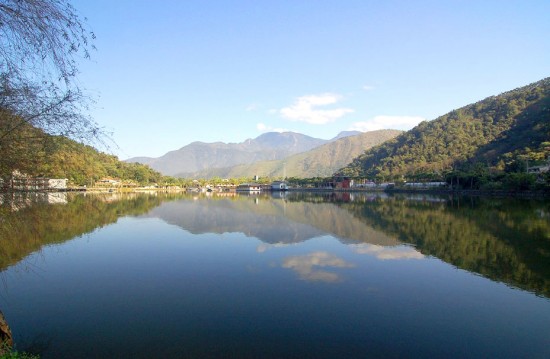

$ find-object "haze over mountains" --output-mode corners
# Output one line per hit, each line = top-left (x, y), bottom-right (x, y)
(184, 129), (402, 179)
(127, 131), (340, 176)
(127, 130), (401, 178)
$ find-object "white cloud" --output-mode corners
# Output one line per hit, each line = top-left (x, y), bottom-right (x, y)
(245, 103), (260, 111)
(256, 123), (289, 133)
(280, 93), (353, 125)
(362, 85), (375, 91)
(352, 244), (424, 260)
(349, 115), (425, 132)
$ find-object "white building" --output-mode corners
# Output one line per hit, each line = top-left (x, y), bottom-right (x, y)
(48, 178), (68, 190)
(236, 183), (262, 192)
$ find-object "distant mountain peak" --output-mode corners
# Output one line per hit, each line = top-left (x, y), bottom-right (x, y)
(126, 131), (329, 176)
(182, 129), (403, 179)
(332, 131), (362, 141)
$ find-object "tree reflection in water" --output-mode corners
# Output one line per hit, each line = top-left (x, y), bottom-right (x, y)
(1, 191), (549, 297)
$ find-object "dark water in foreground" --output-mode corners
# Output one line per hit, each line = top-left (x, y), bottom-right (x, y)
(0, 192), (549, 358)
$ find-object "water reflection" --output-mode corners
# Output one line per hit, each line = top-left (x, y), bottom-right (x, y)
(1, 192), (549, 358)
(146, 193), (399, 246)
(282, 251), (355, 282)
(352, 244), (425, 260)
(0, 192), (173, 271)
(1, 192), (549, 297)
(338, 194), (550, 297)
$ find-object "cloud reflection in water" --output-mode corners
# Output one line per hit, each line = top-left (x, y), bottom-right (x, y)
(352, 244), (424, 260)
(282, 251), (355, 283)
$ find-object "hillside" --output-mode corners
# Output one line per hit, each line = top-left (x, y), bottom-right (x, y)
(42, 138), (164, 185)
(0, 114), (163, 186)
(127, 132), (331, 176)
(182, 130), (402, 179)
(340, 78), (550, 179)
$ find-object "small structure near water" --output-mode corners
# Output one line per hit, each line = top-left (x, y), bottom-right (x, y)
(236, 183), (262, 192)
(331, 175), (353, 189)
(270, 181), (288, 191)
(527, 158), (550, 174)
(404, 181), (447, 188)
(1, 171), (67, 191)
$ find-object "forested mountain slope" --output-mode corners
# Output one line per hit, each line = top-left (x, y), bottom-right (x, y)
(340, 78), (550, 179)
(181, 130), (402, 179)
(0, 116), (162, 186)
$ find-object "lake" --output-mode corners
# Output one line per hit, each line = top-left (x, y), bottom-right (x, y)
(1, 191), (549, 358)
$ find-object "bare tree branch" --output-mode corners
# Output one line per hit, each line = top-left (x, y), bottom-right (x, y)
(0, 0), (99, 148)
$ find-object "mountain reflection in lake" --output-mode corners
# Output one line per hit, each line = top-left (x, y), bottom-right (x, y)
(0, 192), (549, 358)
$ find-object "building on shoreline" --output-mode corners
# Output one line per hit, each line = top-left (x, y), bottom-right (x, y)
(236, 183), (262, 192)
(0, 171), (67, 191)
(270, 181), (288, 191)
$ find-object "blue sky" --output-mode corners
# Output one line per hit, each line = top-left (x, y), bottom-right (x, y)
(73, 0), (550, 159)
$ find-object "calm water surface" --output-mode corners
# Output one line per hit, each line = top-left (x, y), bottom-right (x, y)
(0, 192), (549, 358)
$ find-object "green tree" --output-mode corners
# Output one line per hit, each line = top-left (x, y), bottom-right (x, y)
(339, 77), (550, 184)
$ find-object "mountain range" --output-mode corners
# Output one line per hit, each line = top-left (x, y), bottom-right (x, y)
(126, 78), (550, 181)
(127, 131), (347, 176)
(128, 130), (403, 179)
(182, 129), (402, 179)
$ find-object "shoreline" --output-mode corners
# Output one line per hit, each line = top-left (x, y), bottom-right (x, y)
(287, 187), (550, 198)
(384, 187), (550, 198)
(1, 186), (549, 198)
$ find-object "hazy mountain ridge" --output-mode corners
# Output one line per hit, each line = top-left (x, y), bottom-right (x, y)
(126, 131), (336, 176)
(179, 129), (402, 179)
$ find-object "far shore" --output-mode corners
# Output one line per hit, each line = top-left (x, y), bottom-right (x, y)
(3, 186), (548, 198)
(285, 187), (550, 198)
